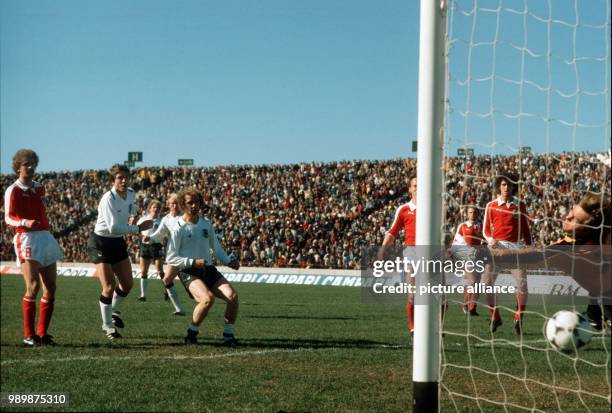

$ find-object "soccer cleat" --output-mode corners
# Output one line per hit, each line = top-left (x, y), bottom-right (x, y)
(462, 305), (468, 315)
(223, 333), (238, 347)
(138, 296), (146, 302)
(604, 305), (612, 330)
(469, 308), (479, 317)
(112, 312), (124, 329)
(40, 334), (56, 346)
(173, 311), (186, 316)
(184, 329), (198, 345)
(490, 318), (503, 333)
(23, 335), (41, 347)
(585, 305), (602, 331)
(513, 319), (523, 336)
(106, 329), (122, 340)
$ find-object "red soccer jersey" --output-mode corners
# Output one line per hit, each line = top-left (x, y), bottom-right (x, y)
(386, 201), (416, 246)
(483, 197), (532, 245)
(453, 221), (484, 246)
(4, 180), (50, 233)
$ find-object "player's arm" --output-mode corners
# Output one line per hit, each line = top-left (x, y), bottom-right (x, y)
(210, 222), (239, 270)
(100, 195), (140, 235)
(453, 223), (467, 245)
(146, 218), (169, 243)
(482, 203), (496, 246)
(3, 186), (38, 230)
(378, 216), (400, 260)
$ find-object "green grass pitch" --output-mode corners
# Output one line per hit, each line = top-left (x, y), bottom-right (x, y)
(1, 274), (610, 412)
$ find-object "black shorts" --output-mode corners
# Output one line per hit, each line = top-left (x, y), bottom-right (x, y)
(140, 242), (163, 259)
(87, 234), (129, 265)
(178, 266), (224, 298)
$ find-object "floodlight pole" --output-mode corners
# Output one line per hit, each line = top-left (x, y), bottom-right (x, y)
(413, 0), (447, 412)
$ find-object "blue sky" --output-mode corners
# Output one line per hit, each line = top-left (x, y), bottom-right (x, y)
(1, 0), (610, 174)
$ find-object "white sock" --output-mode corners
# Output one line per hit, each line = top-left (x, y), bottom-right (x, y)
(140, 278), (148, 298)
(100, 301), (113, 332)
(188, 322), (199, 333)
(166, 285), (183, 312)
(112, 291), (126, 311)
(223, 324), (235, 336)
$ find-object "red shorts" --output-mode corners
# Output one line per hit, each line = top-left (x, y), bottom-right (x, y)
(14, 231), (63, 267)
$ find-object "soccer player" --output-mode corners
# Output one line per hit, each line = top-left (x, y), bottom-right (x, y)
(489, 192), (611, 330)
(4, 149), (64, 346)
(166, 188), (240, 346)
(553, 193), (611, 330)
(144, 193), (185, 315)
(452, 206), (484, 316)
(137, 200), (163, 302)
(378, 173), (417, 334)
(87, 164), (153, 340)
(482, 174), (532, 334)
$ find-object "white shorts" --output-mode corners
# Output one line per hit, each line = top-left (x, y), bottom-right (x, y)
(14, 231), (64, 267)
(493, 240), (523, 250)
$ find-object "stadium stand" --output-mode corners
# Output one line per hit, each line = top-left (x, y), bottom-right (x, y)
(2, 152), (609, 269)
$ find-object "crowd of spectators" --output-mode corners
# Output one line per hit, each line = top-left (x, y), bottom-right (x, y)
(2, 152), (609, 269)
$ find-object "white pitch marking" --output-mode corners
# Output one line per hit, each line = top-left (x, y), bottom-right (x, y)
(1, 343), (404, 366)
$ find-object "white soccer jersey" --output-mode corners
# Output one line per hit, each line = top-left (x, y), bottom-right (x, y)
(94, 187), (139, 238)
(166, 216), (231, 270)
(147, 213), (180, 243)
(138, 214), (162, 244)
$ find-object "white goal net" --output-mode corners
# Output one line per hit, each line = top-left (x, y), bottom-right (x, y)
(441, 0), (611, 411)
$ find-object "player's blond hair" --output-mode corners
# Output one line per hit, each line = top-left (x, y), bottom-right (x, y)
(12, 149), (39, 174)
(147, 199), (162, 213)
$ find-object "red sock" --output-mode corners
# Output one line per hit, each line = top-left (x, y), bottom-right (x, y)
(470, 292), (479, 311)
(515, 290), (527, 320)
(37, 296), (55, 337)
(406, 302), (414, 331)
(22, 295), (37, 338)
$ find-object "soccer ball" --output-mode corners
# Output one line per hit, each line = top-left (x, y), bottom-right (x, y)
(545, 310), (593, 353)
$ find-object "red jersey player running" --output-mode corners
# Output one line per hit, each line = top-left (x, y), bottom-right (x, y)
(482, 174), (532, 334)
(378, 173), (418, 334)
(452, 206), (485, 316)
(4, 149), (64, 346)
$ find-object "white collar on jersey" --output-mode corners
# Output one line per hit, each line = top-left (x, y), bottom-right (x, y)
(464, 221), (474, 227)
(408, 200), (416, 211)
(496, 197), (518, 207)
(15, 179), (38, 191)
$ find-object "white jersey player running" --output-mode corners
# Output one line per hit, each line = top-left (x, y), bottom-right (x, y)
(144, 193), (184, 314)
(166, 188), (240, 346)
(136, 200), (163, 302)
